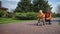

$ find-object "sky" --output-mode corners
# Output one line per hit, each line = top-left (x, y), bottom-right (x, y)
(1, 0), (60, 12)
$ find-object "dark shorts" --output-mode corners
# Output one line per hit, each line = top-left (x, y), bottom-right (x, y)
(45, 19), (51, 24)
(45, 20), (51, 22)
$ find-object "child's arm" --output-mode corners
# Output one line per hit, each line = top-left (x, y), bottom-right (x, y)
(37, 13), (39, 17)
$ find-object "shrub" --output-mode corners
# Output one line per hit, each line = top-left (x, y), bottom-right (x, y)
(26, 13), (37, 20)
(59, 21), (60, 25)
(52, 13), (60, 18)
(0, 10), (5, 17)
(56, 14), (60, 17)
(7, 12), (13, 18)
(15, 12), (37, 20)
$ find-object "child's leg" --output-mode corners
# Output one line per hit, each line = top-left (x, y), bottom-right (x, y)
(43, 21), (45, 25)
(46, 20), (51, 25)
(49, 20), (51, 24)
(39, 19), (42, 26)
(43, 18), (45, 25)
(38, 19), (40, 23)
(38, 19), (43, 26)
(37, 18), (40, 26)
(45, 20), (48, 24)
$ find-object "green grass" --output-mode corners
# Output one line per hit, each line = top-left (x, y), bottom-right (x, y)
(0, 18), (33, 24)
(59, 21), (60, 25)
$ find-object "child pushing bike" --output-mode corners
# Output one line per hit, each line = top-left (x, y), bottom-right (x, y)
(37, 10), (45, 26)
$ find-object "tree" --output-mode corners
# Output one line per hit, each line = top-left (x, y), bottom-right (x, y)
(14, 0), (52, 13)
(33, 0), (52, 12)
(56, 4), (60, 14)
(15, 0), (31, 12)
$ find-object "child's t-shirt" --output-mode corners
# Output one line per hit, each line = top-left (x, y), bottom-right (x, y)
(37, 13), (45, 19)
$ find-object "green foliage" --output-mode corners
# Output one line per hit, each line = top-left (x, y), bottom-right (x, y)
(58, 21), (60, 25)
(7, 12), (13, 18)
(33, 0), (52, 12)
(56, 13), (60, 17)
(14, 0), (52, 20)
(14, 0), (52, 13)
(15, 12), (37, 20)
(52, 13), (60, 18)
(0, 10), (5, 17)
(15, 0), (31, 12)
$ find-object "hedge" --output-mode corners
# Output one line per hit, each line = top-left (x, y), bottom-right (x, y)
(15, 12), (37, 20)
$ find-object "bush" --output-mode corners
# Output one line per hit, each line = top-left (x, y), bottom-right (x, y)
(52, 13), (60, 18)
(15, 12), (37, 20)
(56, 14), (60, 17)
(7, 12), (13, 18)
(27, 13), (37, 20)
(0, 10), (5, 17)
(59, 21), (60, 25)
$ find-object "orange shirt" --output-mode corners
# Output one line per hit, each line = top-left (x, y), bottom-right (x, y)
(37, 13), (45, 19)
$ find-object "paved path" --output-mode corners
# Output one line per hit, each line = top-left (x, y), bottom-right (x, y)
(0, 18), (60, 34)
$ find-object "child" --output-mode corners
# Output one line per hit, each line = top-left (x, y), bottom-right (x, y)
(45, 10), (52, 25)
(37, 10), (45, 26)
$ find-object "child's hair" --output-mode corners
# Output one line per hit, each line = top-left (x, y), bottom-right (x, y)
(45, 10), (51, 18)
(39, 10), (43, 13)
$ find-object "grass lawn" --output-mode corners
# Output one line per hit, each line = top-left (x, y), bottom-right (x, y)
(59, 21), (60, 25)
(0, 18), (33, 24)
